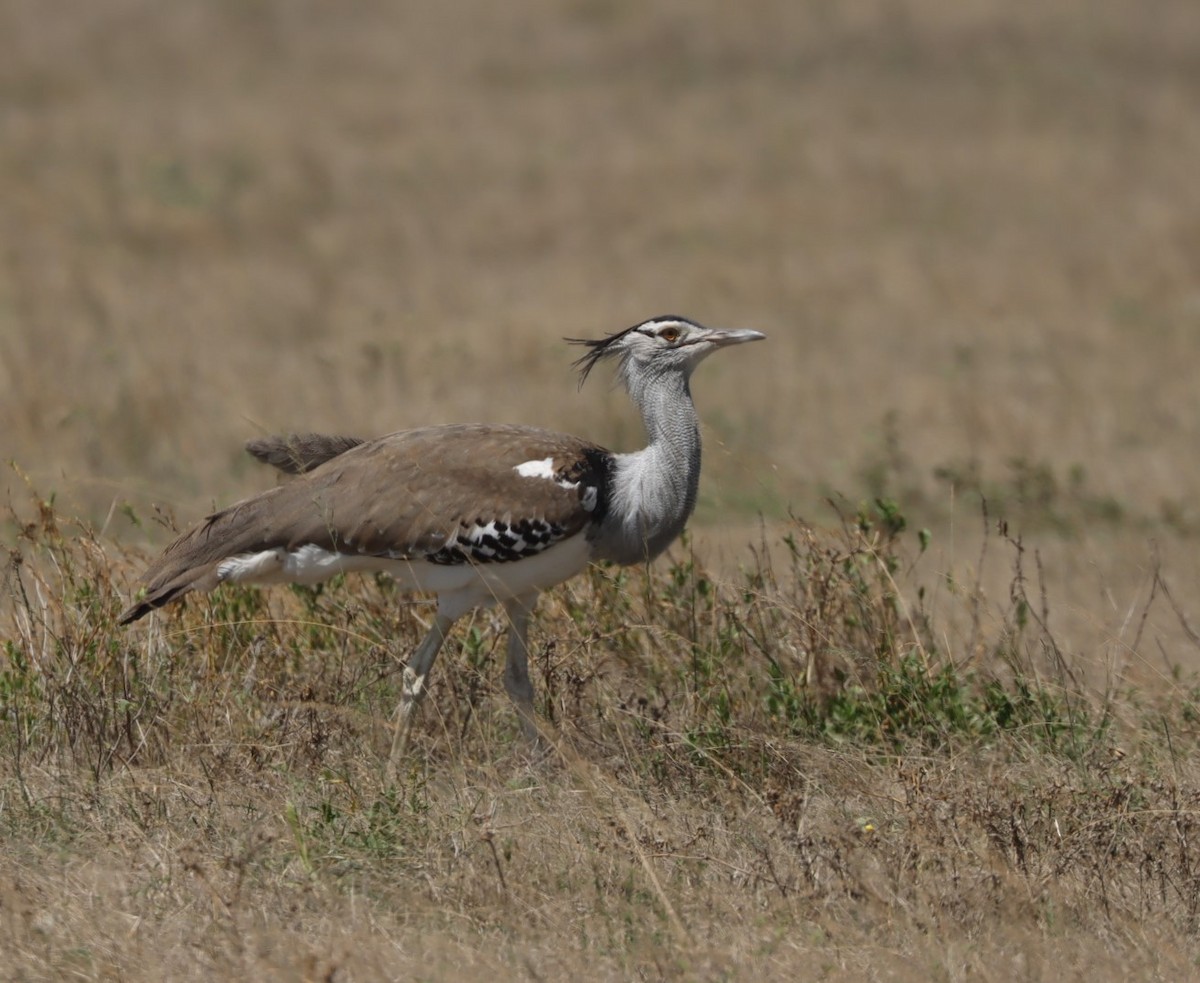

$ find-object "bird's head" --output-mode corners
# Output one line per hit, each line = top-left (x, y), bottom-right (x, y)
(569, 316), (765, 389)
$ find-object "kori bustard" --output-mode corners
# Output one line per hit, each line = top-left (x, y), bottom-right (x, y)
(120, 316), (764, 765)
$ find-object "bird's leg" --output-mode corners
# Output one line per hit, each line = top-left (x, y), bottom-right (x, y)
(387, 610), (455, 776)
(501, 594), (542, 746)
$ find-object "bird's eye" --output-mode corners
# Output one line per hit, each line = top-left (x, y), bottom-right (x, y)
(659, 326), (681, 343)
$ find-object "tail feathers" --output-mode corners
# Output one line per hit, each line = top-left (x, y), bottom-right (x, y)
(118, 582), (194, 625)
(245, 433), (364, 475)
(119, 496), (274, 625)
(118, 563), (223, 625)
(122, 432), (360, 624)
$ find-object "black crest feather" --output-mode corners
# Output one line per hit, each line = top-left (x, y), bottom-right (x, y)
(566, 316), (694, 388)
(565, 324), (640, 387)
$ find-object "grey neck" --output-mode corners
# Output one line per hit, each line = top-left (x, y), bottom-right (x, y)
(593, 366), (702, 565)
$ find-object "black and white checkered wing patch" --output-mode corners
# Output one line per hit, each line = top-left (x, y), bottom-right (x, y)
(424, 517), (569, 565)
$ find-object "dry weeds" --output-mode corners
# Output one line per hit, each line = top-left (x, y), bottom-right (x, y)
(4, 492), (1200, 980)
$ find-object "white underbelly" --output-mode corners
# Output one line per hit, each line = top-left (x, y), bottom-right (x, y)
(216, 534), (592, 615)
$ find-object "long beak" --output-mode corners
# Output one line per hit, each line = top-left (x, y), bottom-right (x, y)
(706, 328), (767, 347)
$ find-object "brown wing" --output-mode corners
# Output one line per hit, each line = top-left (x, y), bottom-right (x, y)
(120, 424), (612, 623)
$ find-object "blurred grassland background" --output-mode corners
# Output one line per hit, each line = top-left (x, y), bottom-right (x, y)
(4, 0), (1200, 978)
(5, 0), (1200, 673)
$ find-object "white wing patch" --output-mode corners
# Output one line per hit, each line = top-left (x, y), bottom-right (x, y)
(217, 549), (285, 583)
(218, 544), (357, 585)
(515, 457), (556, 479)
(514, 455), (586, 496)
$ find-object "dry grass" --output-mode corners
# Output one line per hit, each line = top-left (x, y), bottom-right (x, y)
(5, 494), (1200, 980)
(4, 0), (1200, 978)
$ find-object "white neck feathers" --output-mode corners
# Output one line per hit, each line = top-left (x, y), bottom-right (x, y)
(593, 366), (702, 564)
